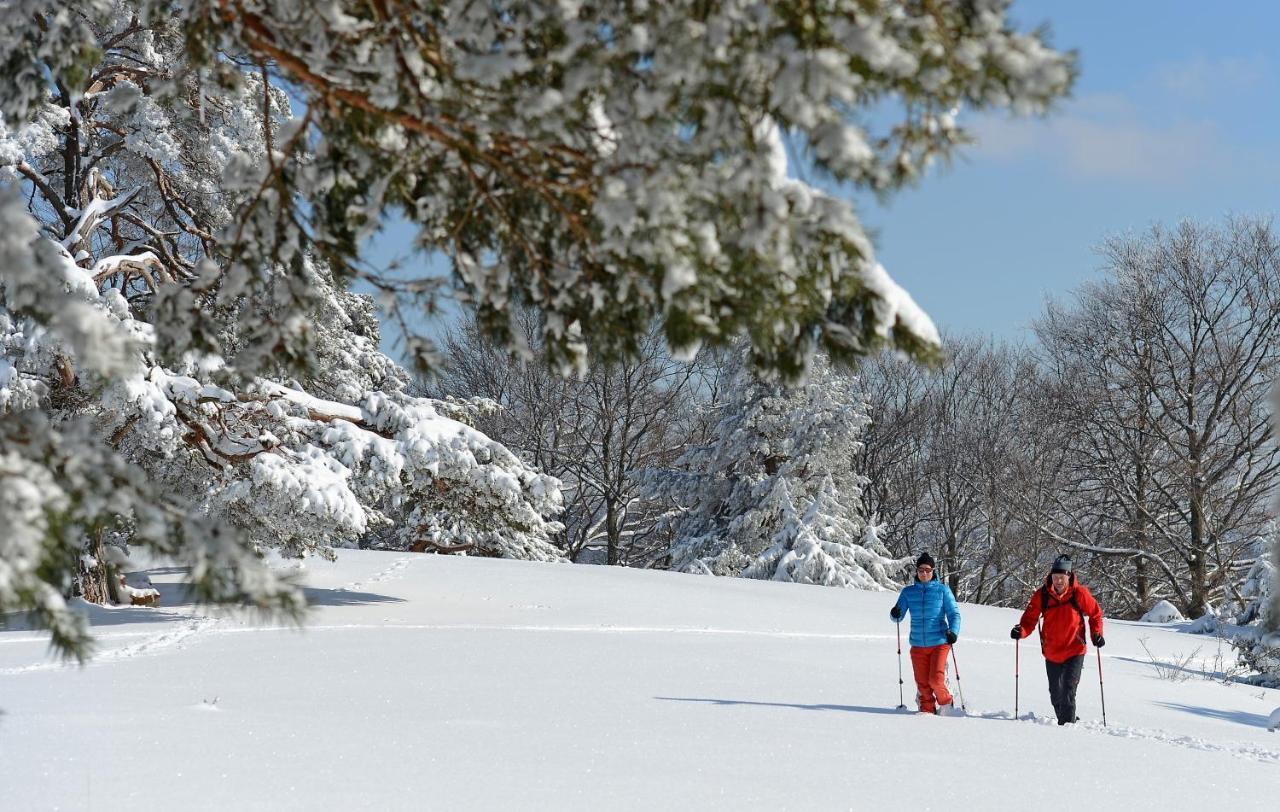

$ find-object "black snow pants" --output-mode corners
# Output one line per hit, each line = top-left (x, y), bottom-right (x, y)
(1045, 655), (1084, 724)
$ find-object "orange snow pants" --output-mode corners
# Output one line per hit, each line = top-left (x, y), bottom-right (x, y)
(910, 644), (954, 713)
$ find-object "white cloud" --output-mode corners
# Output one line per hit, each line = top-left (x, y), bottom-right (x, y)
(1154, 54), (1270, 101)
(970, 93), (1237, 183)
(968, 52), (1279, 184)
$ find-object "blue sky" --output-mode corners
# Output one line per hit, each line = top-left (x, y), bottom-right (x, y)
(859, 0), (1280, 342)
(367, 1), (1280, 354)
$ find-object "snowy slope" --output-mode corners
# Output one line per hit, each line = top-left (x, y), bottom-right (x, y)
(1, 551), (1277, 810)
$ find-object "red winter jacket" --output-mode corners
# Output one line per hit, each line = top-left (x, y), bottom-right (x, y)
(1015, 574), (1105, 663)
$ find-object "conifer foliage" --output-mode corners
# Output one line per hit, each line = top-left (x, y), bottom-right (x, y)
(19, 0), (1073, 381)
(648, 357), (908, 589)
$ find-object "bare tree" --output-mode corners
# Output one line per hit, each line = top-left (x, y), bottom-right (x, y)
(1035, 219), (1280, 617)
(854, 351), (931, 556)
(857, 336), (1052, 604)
(436, 312), (704, 565)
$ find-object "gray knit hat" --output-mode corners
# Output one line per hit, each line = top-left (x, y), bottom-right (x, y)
(1050, 554), (1073, 574)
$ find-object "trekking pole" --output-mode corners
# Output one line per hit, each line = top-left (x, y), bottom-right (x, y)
(1014, 636), (1020, 721)
(950, 645), (966, 712)
(895, 623), (907, 710)
(1096, 645), (1107, 728)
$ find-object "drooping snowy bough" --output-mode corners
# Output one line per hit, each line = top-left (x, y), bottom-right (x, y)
(9, 0), (1074, 383)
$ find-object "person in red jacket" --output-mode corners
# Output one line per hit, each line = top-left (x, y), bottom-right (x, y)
(1010, 555), (1105, 725)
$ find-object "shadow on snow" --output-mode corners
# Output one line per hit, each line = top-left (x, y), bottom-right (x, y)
(2, 585), (403, 635)
(1153, 701), (1272, 729)
(654, 696), (908, 715)
(1112, 655), (1238, 683)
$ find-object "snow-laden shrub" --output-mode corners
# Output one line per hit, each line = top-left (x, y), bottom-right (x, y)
(1235, 629), (1280, 688)
(1231, 545), (1280, 685)
(1186, 613), (1218, 635)
(1234, 555), (1277, 626)
(1139, 600), (1186, 624)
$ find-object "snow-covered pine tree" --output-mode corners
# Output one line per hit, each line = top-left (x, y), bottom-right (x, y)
(1230, 399), (1280, 685)
(1230, 534), (1276, 627)
(649, 355), (908, 589)
(1270, 536), (1280, 640)
(0, 5), (563, 658)
(1234, 527), (1280, 685)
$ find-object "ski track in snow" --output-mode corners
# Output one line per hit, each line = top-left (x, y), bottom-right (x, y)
(341, 556), (414, 591)
(211, 623), (899, 641)
(1089, 721), (1280, 764)
(0, 616), (218, 675)
(970, 709), (1280, 764)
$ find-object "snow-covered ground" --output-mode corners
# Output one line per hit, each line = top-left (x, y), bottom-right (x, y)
(2, 551), (1277, 810)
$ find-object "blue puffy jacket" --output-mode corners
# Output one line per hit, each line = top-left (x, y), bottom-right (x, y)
(891, 578), (961, 648)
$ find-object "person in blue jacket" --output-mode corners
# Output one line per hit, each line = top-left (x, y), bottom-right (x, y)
(889, 552), (961, 714)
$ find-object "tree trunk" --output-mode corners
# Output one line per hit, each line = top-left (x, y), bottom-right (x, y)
(1133, 505), (1150, 615)
(1187, 494), (1208, 617)
(1133, 423), (1151, 614)
(945, 530), (959, 593)
(1184, 389), (1207, 617)
(606, 497), (621, 566)
(1133, 549), (1149, 614)
(75, 526), (116, 605)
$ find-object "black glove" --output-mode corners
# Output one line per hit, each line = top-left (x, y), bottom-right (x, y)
(890, 605), (902, 621)
(1093, 634), (1105, 648)
(945, 631), (957, 645)
(1010, 625), (1022, 640)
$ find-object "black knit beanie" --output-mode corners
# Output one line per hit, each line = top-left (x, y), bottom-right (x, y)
(916, 551), (935, 569)
(1050, 554), (1073, 575)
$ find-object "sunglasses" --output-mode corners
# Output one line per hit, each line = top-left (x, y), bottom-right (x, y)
(917, 566), (934, 573)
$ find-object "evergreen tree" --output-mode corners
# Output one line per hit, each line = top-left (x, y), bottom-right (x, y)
(0, 6), (563, 659)
(650, 357), (908, 588)
(1233, 537), (1280, 685)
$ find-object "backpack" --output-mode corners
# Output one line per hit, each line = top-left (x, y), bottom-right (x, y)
(1038, 585), (1089, 641)
(1039, 584), (1083, 615)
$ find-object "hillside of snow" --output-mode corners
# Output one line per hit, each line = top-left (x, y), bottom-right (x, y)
(2, 551), (1277, 810)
